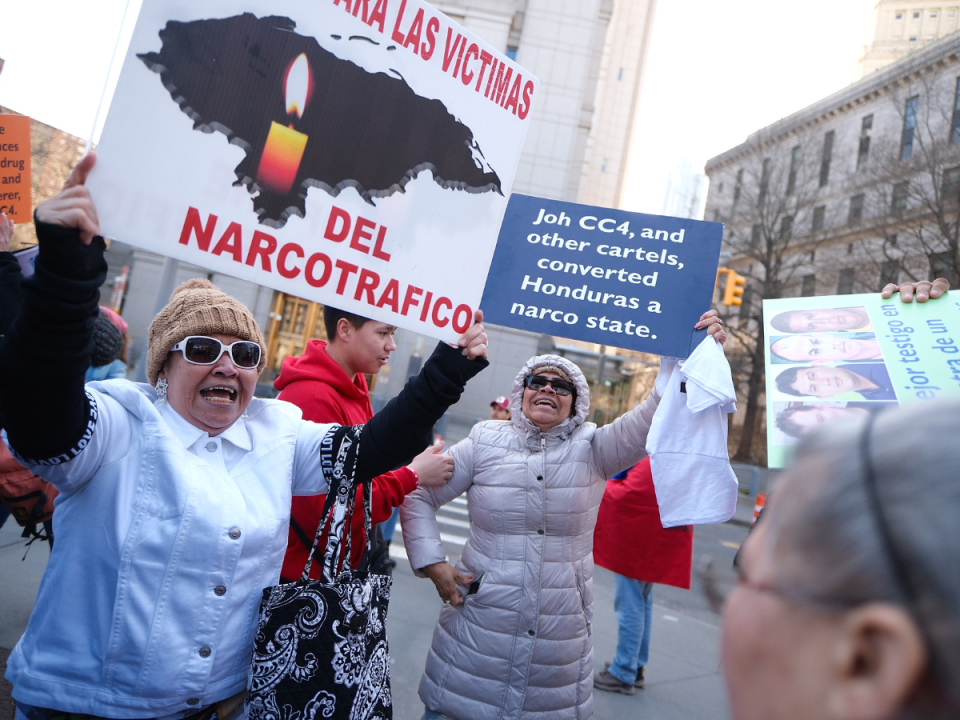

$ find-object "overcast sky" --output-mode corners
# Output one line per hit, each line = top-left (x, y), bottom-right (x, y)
(2, 0), (879, 214)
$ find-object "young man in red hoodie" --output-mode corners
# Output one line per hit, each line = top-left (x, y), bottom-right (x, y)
(275, 306), (453, 580)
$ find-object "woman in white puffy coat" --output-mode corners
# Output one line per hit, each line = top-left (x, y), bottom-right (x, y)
(400, 312), (724, 720)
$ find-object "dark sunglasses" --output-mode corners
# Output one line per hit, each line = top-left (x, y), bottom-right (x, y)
(170, 336), (262, 369)
(524, 374), (575, 396)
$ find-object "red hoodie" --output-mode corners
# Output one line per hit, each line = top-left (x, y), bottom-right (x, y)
(275, 339), (417, 580)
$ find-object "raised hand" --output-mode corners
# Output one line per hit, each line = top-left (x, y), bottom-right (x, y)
(881, 278), (950, 303)
(695, 309), (727, 345)
(455, 309), (488, 360)
(34, 153), (100, 245)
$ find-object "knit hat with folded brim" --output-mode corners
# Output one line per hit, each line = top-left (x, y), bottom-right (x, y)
(146, 278), (267, 386)
(527, 363), (571, 381)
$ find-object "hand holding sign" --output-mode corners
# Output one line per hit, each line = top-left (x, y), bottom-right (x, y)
(881, 277), (950, 303)
(35, 153), (101, 245)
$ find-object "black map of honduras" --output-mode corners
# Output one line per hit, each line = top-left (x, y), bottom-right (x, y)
(138, 13), (502, 228)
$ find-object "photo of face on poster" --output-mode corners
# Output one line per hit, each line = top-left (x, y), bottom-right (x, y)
(769, 332), (882, 364)
(767, 306), (871, 334)
(770, 401), (900, 445)
(771, 362), (896, 401)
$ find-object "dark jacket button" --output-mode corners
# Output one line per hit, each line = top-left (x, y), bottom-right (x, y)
(536, 475), (543, 481)
(199, 646), (212, 658)
(214, 585), (227, 596)
(229, 528), (241, 539)
(528, 629), (535, 636)
(186, 699), (200, 706)
(537, 529), (544, 535)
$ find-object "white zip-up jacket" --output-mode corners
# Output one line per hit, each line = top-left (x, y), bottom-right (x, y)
(400, 355), (659, 720)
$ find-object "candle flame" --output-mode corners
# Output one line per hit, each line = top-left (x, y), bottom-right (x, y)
(285, 53), (312, 119)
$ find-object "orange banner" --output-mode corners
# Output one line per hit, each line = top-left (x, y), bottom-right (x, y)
(0, 114), (32, 224)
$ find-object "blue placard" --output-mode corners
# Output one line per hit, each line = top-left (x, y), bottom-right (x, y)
(480, 194), (724, 358)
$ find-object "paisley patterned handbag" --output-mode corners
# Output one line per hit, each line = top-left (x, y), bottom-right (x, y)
(246, 426), (393, 720)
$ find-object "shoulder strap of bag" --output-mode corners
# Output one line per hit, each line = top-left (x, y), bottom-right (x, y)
(300, 425), (371, 583)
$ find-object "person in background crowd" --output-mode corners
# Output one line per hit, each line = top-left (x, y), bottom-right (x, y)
(704, 400), (960, 720)
(0, 153), (490, 720)
(0, 211), (18, 530)
(84, 309), (127, 382)
(592, 457), (694, 695)
(490, 395), (510, 420)
(401, 310), (725, 720)
(274, 307), (454, 580)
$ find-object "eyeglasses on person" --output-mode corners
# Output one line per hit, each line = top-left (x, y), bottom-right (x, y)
(170, 336), (262, 369)
(524, 374), (575, 396)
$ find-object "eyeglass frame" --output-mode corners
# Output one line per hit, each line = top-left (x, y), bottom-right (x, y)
(169, 335), (263, 370)
(523, 374), (575, 397)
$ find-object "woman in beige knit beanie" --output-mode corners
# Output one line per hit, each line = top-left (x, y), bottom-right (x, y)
(0, 153), (492, 720)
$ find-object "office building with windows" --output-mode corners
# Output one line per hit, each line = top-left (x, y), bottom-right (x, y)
(705, 30), (960, 312)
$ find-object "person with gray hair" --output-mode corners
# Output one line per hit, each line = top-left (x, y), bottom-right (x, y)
(701, 399), (960, 720)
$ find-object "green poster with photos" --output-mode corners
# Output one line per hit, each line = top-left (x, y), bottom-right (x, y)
(763, 291), (960, 468)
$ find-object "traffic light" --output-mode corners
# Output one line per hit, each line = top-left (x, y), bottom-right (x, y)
(722, 270), (746, 306)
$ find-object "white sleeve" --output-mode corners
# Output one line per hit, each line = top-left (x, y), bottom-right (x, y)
(291, 420), (339, 495)
(4, 388), (132, 497)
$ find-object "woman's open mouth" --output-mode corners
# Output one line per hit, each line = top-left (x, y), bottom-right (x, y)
(200, 386), (238, 403)
(534, 398), (557, 409)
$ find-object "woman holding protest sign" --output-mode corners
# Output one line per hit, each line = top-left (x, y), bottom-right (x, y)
(0, 153), (490, 720)
(401, 314), (725, 720)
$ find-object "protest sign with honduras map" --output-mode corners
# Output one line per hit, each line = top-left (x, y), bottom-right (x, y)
(87, 0), (538, 342)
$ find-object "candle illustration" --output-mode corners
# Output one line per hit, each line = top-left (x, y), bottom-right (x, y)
(257, 53), (313, 194)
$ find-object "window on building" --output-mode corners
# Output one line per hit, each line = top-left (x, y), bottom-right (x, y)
(858, 115), (873, 171)
(809, 250), (816, 262)
(801, 274), (816, 296)
(880, 261), (900, 288)
(751, 223), (762, 248)
(927, 35), (935, 41)
(758, 158), (772, 207)
(812, 205), (826, 232)
(890, 233), (899, 247)
(738, 287), (753, 321)
(820, 131), (835, 186)
(848, 194), (865, 224)
(929, 251), (960, 285)
(779, 215), (794, 241)
(914, 11), (921, 18)
(848, 243), (854, 254)
(910, 35), (918, 41)
(718, 182), (724, 193)
(787, 146), (801, 195)
(896, 12), (904, 19)
(837, 268), (856, 295)
(732, 169), (743, 214)
(943, 166), (960, 202)
(506, 46), (518, 60)
(901, 96), (920, 160)
(617, 68), (624, 81)
(713, 209), (722, 222)
(932, 12), (939, 18)
(601, 159), (608, 172)
(892, 182), (910, 211)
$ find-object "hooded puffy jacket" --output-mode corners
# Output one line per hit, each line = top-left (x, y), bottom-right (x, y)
(401, 354), (660, 720)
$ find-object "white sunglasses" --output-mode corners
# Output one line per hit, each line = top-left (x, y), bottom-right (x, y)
(170, 336), (262, 369)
